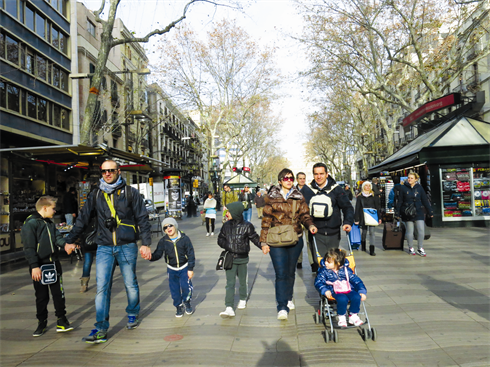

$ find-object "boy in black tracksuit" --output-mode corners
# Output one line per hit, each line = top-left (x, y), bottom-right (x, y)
(21, 196), (77, 337)
(148, 217), (195, 317)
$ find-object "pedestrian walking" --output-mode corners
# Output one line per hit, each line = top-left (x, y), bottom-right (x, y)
(65, 159), (152, 343)
(354, 181), (381, 256)
(395, 172), (433, 256)
(218, 202), (264, 318)
(148, 218), (195, 317)
(22, 196), (77, 337)
(260, 169), (317, 320)
(254, 190), (266, 219)
(203, 192), (217, 236)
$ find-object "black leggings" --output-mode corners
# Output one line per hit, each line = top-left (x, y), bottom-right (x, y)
(206, 217), (215, 233)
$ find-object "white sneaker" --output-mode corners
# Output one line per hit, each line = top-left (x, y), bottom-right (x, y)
(338, 315), (347, 328)
(237, 300), (247, 309)
(219, 307), (235, 318)
(206, 233), (210, 237)
(277, 310), (288, 320)
(348, 313), (364, 326)
(211, 232), (214, 236)
(287, 301), (295, 310)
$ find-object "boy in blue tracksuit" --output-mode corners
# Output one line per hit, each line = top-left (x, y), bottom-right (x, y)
(148, 218), (195, 317)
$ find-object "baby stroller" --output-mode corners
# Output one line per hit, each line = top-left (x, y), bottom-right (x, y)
(312, 235), (377, 343)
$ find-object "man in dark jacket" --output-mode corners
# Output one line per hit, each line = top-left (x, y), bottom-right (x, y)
(63, 187), (78, 225)
(65, 159), (152, 343)
(239, 184), (255, 222)
(301, 163), (354, 269)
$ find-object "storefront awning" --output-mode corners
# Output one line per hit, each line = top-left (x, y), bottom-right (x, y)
(0, 144), (167, 172)
(369, 116), (490, 175)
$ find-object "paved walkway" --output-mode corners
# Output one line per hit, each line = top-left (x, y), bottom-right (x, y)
(1, 211), (489, 366)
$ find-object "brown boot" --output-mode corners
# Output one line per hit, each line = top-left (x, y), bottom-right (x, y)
(80, 277), (90, 293)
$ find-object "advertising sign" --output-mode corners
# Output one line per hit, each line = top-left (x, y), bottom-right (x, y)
(166, 176), (182, 218)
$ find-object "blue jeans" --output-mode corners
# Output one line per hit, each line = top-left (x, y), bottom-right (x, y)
(82, 251), (94, 277)
(269, 237), (304, 312)
(65, 214), (74, 225)
(243, 208), (252, 222)
(95, 243), (140, 331)
(333, 291), (361, 316)
(168, 267), (193, 307)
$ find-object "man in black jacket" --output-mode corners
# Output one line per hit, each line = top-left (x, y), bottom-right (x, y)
(63, 187), (78, 225)
(65, 159), (152, 343)
(301, 163), (354, 270)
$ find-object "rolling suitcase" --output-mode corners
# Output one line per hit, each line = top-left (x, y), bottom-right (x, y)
(382, 221), (405, 250)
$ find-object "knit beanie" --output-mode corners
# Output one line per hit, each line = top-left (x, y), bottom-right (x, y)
(227, 201), (244, 221)
(161, 217), (179, 232)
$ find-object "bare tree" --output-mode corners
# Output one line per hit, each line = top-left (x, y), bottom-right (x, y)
(152, 19), (281, 189)
(80, 0), (242, 145)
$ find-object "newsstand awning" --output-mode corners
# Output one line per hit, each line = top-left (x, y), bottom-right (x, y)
(0, 144), (167, 172)
(369, 117), (490, 175)
(224, 173), (257, 189)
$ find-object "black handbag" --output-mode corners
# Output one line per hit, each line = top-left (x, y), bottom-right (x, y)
(403, 200), (417, 220)
(216, 250), (233, 270)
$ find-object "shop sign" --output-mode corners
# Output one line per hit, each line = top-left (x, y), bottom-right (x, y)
(402, 93), (461, 127)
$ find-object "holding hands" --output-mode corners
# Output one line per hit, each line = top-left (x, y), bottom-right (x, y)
(140, 245), (151, 260)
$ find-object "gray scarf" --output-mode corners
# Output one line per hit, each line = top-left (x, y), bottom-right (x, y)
(99, 176), (123, 194)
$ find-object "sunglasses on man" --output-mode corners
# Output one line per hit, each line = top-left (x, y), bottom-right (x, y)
(101, 169), (118, 174)
(163, 224), (174, 230)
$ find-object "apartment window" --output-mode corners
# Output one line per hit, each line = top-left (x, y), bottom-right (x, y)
(6, 36), (18, 64)
(51, 27), (59, 49)
(53, 66), (60, 88)
(89, 63), (95, 74)
(37, 55), (47, 80)
(61, 108), (68, 129)
(38, 98), (47, 122)
(36, 13), (46, 39)
(87, 20), (96, 37)
(7, 85), (20, 112)
(0, 80), (5, 108)
(26, 51), (34, 74)
(27, 92), (36, 118)
(101, 76), (107, 90)
(53, 104), (61, 127)
(5, 0), (18, 18)
(0, 33), (4, 59)
(25, 5), (35, 31)
(60, 70), (68, 92)
(59, 31), (67, 55)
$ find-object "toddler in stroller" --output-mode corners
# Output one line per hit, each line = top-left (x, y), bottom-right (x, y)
(314, 248), (367, 328)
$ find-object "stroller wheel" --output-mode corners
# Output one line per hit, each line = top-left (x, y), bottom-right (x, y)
(332, 329), (339, 343)
(322, 330), (329, 343)
(366, 328), (372, 340)
(314, 311), (320, 324)
(371, 327), (377, 341)
(360, 328), (367, 341)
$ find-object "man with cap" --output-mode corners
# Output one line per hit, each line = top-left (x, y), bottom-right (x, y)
(147, 217), (196, 317)
(239, 185), (255, 222)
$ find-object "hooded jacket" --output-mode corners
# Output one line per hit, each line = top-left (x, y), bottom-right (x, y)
(22, 213), (66, 268)
(218, 201), (261, 258)
(150, 231), (195, 270)
(395, 181), (433, 221)
(314, 258), (367, 296)
(260, 185), (314, 243)
(65, 178), (152, 247)
(301, 176), (355, 236)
